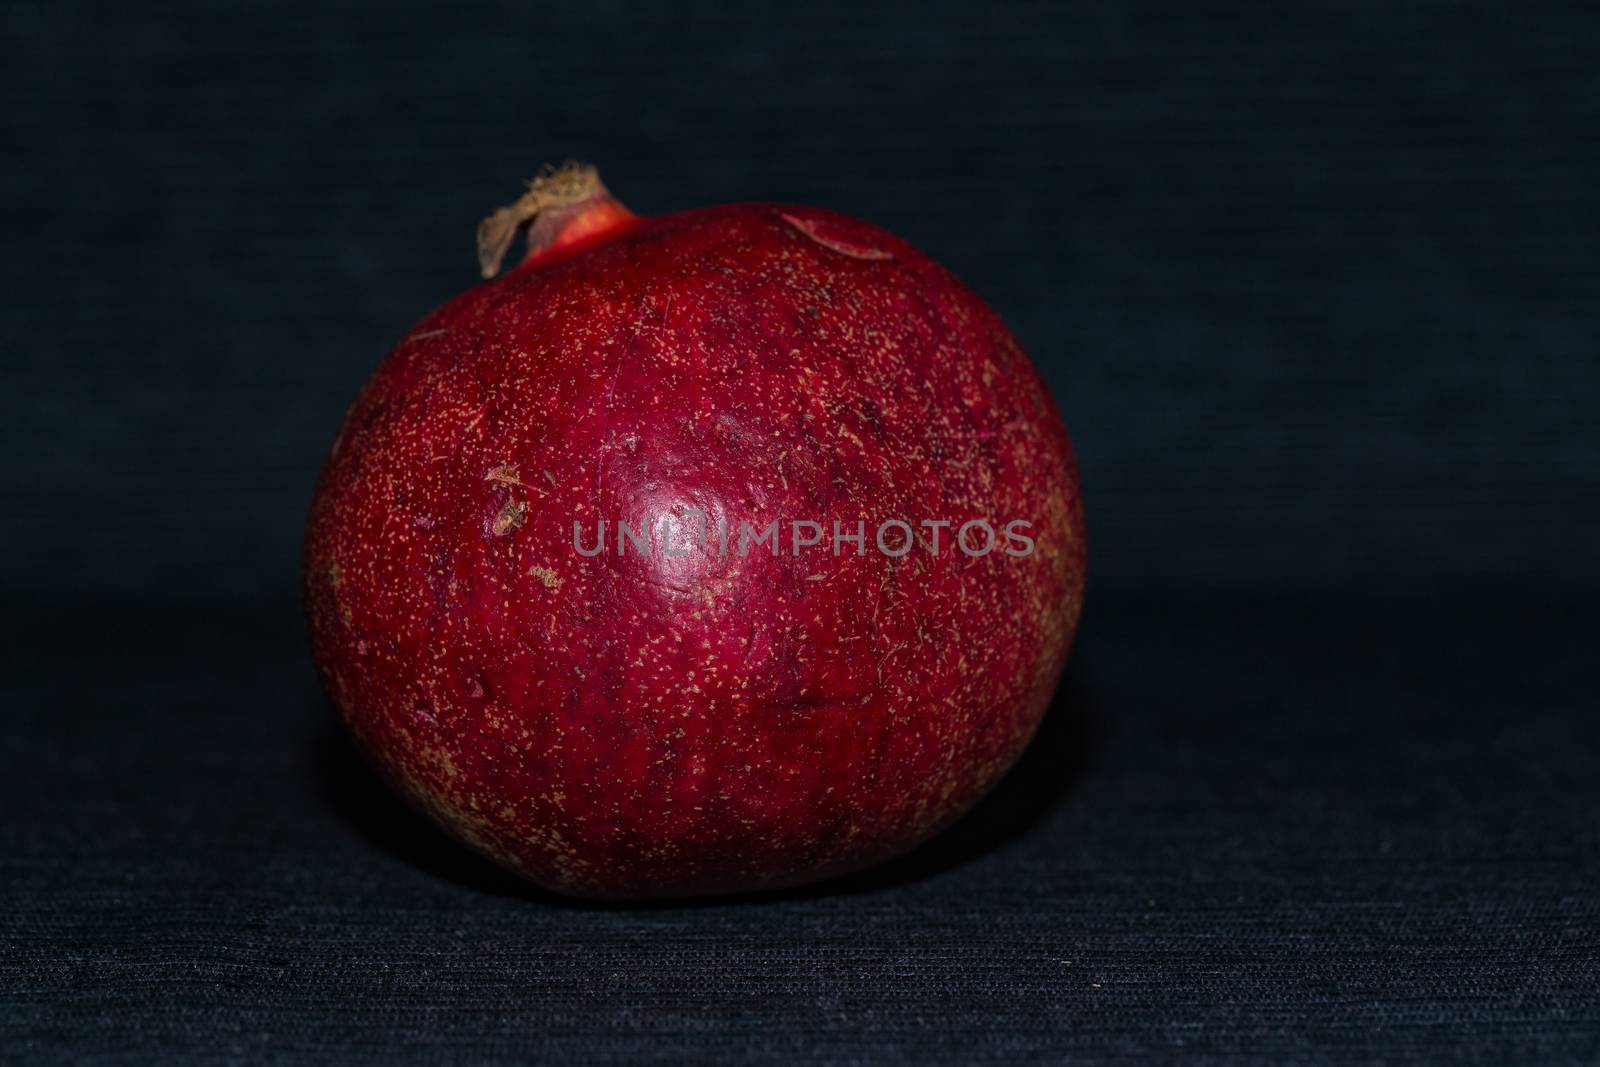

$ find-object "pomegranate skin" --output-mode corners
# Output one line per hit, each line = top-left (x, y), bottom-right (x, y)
(305, 197), (1085, 899)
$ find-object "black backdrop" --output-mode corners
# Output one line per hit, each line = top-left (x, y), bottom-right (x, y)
(5, 2), (1598, 1063)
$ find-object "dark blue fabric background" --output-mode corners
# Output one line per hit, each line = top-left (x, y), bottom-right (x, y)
(4, 1), (1598, 1062)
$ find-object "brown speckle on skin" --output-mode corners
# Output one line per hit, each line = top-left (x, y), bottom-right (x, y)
(491, 500), (528, 536)
(528, 565), (564, 592)
(485, 463), (522, 486)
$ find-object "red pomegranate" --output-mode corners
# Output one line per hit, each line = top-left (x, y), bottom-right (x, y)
(305, 164), (1085, 899)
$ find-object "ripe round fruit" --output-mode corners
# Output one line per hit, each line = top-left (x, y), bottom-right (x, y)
(305, 164), (1086, 899)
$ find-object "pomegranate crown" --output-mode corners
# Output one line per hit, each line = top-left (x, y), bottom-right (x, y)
(476, 161), (629, 279)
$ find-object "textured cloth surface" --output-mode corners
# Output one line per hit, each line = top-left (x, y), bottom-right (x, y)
(5, 589), (1598, 1064)
(5, 0), (1600, 1062)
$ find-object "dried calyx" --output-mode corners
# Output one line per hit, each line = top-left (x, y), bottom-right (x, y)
(476, 162), (635, 278)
